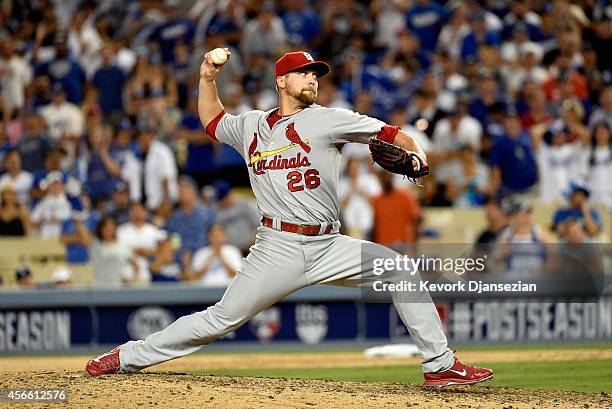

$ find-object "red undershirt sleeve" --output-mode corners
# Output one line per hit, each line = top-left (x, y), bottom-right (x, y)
(205, 110), (226, 141)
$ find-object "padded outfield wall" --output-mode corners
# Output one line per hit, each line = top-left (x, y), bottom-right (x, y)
(0, 280), (611, 354)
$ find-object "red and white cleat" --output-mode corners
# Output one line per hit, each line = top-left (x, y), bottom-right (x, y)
(85, 346), (122, 376)
(423, 357), (493, 387)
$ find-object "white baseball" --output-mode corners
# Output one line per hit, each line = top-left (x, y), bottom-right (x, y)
(210, 48), (228, 65)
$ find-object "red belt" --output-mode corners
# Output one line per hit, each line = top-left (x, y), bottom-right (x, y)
(262, 217), (333, 236)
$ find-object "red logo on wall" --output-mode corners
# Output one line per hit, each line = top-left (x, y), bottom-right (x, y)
(249, 307), (281, 343)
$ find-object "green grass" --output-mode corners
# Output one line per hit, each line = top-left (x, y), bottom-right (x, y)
(194, 358), (612, 394)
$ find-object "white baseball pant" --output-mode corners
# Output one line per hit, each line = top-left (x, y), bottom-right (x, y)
(120, 225), (454, 373)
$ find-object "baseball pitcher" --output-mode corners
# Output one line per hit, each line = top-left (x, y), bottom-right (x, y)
(86, 49), (493, 387)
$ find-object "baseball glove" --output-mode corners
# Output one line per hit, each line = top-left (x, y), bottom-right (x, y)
(369, 138), (430, 184)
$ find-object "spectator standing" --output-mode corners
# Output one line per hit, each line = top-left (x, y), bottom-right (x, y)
(542, 53), (588, 108)
(90, 44), (126, 116)
(82, 124), (123, 207)
(501, 0), (542, 42)
(392, 28), (431, 75)
(189, 224), (242, 287)
(16, 111), (54, 173)
(337, 157), (381, 239)
(117, 202), (167, 282)
(499, 22), (531, 66)
(110, 119), (142, 203)
(171, 41), (192, 110)
(579, 122), (612, 209)
(31, 149), (67, 203)
(460, 11), (501, 61)
(67, 3), (103, 78)
(60, 198), (100, 265)
(124, 56), (150, 118)
(468, 72), (505, 129)
(0, 36), (32, 120)
(165, 176), (215, 255)
(371, 171), (421, 253)
(200, 0), (244, 50)
(38, 84), (84, 143)
(432, 102), (482, 161)
(135, 125), (178, 212)
(0, 183), (29, 236)
(76, 216), (136, 286)
(241, 3), (287, 58)
(280, 0), (321, 46)
(34, 30), (86, 104)
(489, 110), (537, 195)
(405, 0), (447, 53)
(178, 95), (216, 187)
(407, 88), (445, 139)
(318, 0), (371, 58)
(436, 3), (469, 60)
(30, 171), (72, 239)
(505, 42), (548, 96)
(150, 0), (195, 65)
(531, 120), (586, 205)
(588, 86), (612, 131)
(0, 150), (33, 207)
(214, 181), (261, 255)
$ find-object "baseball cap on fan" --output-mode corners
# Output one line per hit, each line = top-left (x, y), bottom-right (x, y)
(275, 51), (330, 78)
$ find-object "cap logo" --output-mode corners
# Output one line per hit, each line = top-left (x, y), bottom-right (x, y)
(303, 52), (314, 62)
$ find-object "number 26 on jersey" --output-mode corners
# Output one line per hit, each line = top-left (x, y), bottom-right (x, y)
(287, 169), (320, 192)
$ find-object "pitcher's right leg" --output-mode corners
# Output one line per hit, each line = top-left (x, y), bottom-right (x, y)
(119, 271), (296, 372)
(87, 227), (307, 375)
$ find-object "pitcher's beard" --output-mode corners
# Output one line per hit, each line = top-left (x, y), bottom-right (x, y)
(295, 89), (317, 105)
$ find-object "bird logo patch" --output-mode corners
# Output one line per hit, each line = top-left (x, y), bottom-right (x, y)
(284, 123), (311, 153)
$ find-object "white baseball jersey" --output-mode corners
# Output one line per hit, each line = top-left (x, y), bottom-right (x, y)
(209, 105), (387, 223)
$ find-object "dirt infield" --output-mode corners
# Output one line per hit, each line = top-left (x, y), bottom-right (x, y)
(1, 348), (611, 408)
(1, 371), (610, 409)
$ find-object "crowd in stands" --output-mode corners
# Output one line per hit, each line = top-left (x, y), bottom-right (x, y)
(0, 0), (610, 287)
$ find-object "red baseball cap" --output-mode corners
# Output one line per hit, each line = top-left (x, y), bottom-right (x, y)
(275, 51), (330, 78)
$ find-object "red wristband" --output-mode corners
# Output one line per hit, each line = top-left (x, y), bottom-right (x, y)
(377, 125), (399, 143)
